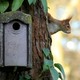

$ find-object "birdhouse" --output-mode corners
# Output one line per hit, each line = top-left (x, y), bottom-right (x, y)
(0, 11), (32, 68)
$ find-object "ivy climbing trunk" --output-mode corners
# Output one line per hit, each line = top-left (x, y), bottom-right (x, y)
(31, 2), (51, 80)
(0, 0), (52, 80)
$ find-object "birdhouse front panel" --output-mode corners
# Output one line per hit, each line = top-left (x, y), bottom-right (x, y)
(4, 21), (28, 66)
(0, 11), (32, 68)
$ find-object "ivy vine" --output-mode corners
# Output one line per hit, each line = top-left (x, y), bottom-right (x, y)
(0, 0), (48, 13)
(42, 48), (65, 80)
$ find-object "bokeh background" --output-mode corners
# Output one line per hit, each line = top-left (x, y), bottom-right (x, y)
(47, 0), (80, 80)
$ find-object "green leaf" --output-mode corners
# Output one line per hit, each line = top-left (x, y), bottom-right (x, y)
(0, 1), (9, 13)
(41, 0), (48, 13)
(42, 48), (50, 57)
(50, 67), (59, 80)
(54, 63), (65, 79)
(25, 74), (31, 80)
(59, 72), (63, 80)
(13, 66), (17, 72)
(28, 0), (33, 5)
(43, 58), (53, 71)
(33, 0), (36, 5)
(43, 60), (49, 71)
(12, 0), (24, 11)
(19, 75), (24, 80)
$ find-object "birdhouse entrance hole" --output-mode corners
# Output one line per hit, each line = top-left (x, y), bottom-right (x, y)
(13, 22), (20, 30)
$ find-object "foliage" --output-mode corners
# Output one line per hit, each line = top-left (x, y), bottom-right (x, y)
(41, 0), (48, 13)
(0, 1), (9, 13)
(27, 0), (48, 13)
(12, 0), (24, 11)
(42, 48), (65, 80)
(0, 0), (48, 13)
(19, 73), (31, 80)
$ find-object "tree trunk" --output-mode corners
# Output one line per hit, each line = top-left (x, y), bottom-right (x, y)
(31, 2), (52, 80)
(0, 0), (52, 80)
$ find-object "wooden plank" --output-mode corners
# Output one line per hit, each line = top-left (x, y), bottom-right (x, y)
(4, 21), (28, 66)
(0, 23), (3, 66)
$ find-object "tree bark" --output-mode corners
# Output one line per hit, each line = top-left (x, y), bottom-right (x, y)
(0, 0), (52, 80)
(31, 2), (51, 79)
